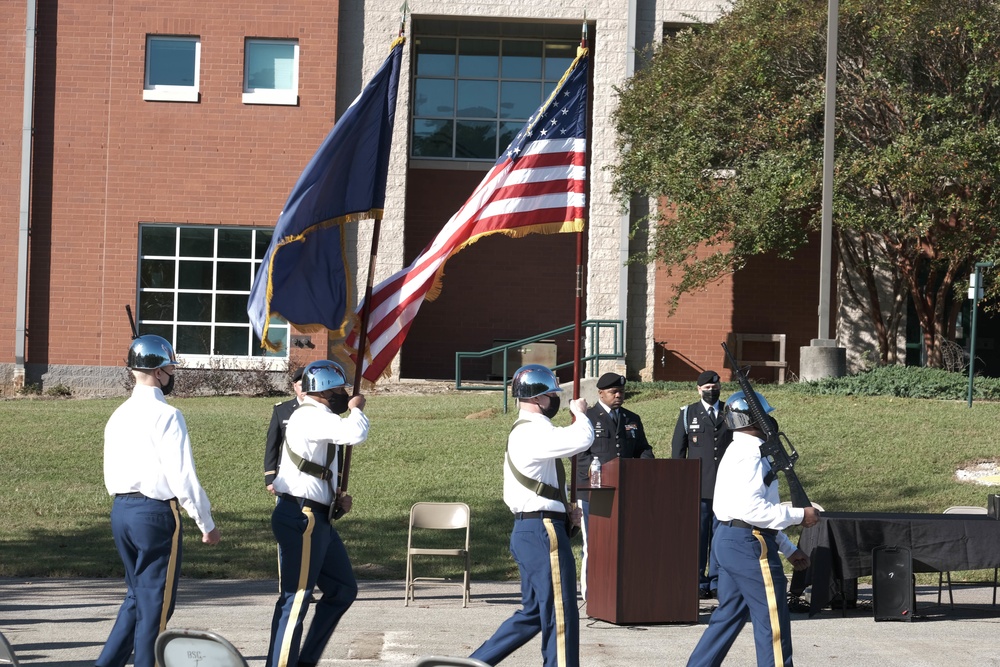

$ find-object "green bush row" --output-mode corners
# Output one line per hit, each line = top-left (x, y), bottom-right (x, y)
(789, 365), (1000, 400)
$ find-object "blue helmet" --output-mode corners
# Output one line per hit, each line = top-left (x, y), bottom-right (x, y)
(301, 360), (349, 394)
(127, 335), (178, 370)
(511, 364), (562, 399)
(723, 390), (774, 430)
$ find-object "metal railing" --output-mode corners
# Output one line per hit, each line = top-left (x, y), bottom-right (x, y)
(455, 319), (625, 412)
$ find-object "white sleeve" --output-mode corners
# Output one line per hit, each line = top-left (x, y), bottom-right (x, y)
(158, 410), (215, 534)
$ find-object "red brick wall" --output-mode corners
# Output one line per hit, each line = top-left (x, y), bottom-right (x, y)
(654, 232), (831, 383)
(22, 0), (339, 366)
(0, 7), (26, 363)
(401, 167), (583, 381)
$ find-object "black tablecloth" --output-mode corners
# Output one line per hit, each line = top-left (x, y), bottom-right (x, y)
(790, 511), (1000, 615)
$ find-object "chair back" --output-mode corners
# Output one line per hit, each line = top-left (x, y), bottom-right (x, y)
(944, 506), (987, 514)
(414, 656), (491, 667)
(410, 502), (471, 532)
(0, 631), (19, 667)
(154, 628), (249, 667)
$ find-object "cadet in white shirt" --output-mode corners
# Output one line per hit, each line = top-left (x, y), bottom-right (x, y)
(687, 391), (818, 667)
(266, 360), (369, 667)
(97, 335), (220, 667)
(470, 364), (594, 667)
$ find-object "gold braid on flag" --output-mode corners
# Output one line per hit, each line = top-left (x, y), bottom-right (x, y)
(260, 210), (374, 351)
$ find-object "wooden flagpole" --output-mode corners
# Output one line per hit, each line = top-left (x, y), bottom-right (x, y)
(336, 6), (410, 513)
(570, 16), (589, 506)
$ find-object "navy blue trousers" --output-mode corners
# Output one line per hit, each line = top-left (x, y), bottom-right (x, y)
(266, 496), (358, 667)
(97, 495), (182, 667)
(470, 516), (578, 667)
(687, 524), (793, 667)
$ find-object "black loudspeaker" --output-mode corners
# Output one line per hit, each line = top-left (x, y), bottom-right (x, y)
(872, 545), (914, 621)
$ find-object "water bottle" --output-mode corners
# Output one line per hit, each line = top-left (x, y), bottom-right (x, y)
(589, 456), (602, 488)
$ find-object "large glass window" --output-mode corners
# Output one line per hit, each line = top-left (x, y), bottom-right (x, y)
(144, 35), (200, 103)
(412, 22), (578, 161)
(243, 38), (300, 105)
(137, 225), (287, 360)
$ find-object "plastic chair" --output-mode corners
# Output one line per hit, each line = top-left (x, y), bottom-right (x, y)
(405, 502), (471, 608)
(937, 506), (998, 606)
(154, 628), (249, 667)
(0, 631), (20, 667)
(414, 657), (490, 667)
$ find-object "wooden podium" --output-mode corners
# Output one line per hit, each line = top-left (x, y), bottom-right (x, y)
(585, 458), (700, 624)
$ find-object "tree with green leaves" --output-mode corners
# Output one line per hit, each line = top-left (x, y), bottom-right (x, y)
(613, 0), (1000, 367)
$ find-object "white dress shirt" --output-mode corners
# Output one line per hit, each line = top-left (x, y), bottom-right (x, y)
(503, 405), (595, 514)
(713, 430), (804, 557)
(272, 395), (370, 506)
(104, 384), (215, 534)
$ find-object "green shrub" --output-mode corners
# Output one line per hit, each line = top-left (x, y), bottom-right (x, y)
(17, 382), (42, 396)
(789, 365), (1000, 400)
(43, 384), (73, 398)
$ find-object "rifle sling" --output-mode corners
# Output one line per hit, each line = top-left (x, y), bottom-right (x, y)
(505, 419), (566, 503)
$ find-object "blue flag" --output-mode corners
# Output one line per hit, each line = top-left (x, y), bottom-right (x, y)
(248, 38), (404, 350)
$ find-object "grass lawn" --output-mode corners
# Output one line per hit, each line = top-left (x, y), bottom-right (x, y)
(2, 385), (998, 581)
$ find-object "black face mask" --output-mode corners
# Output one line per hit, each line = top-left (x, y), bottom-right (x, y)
(540, 395), (561, 419)
(701, 389), (720, 405)
(328, 392), (350, 415)
(160, 371), (176, 396)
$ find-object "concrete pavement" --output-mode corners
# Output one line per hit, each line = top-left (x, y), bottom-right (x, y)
(1, 577), (999, 666)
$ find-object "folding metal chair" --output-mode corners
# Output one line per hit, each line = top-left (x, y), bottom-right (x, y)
(414, 657), (490, 667)
(405, 502), (471, 607)
(937, 506), (999, 606)
(0, 631), (19, 667)
(154, 628), (249, 667)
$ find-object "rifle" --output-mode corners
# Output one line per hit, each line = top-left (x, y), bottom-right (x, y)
(721, 342), (811, 509)
(125, 305), (139, 339)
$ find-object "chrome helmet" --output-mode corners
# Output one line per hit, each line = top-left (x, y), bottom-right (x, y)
(301, 360), (349, 394)
(511, 364), (562, 399)
(127, 335), (178, 370)
(723, 390), (775, 430)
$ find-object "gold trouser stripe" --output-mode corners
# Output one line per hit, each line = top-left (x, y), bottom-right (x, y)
(753, 530), (785, 666)
(543, 518), (568, 667)
(277, 507), (316, 667)
(158, 499), (182, 637)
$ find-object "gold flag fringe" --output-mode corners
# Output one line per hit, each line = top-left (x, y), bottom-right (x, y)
(259, 209), (377, 352)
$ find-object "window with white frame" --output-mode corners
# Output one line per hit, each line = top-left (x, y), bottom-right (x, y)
(144, 35), (201, 102)
(137, 225), (287, 361)
(411, 20), (579, 161)
(243, 38), (299, 105)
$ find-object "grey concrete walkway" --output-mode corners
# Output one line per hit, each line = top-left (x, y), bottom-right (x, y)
(1, 577), (999, 666)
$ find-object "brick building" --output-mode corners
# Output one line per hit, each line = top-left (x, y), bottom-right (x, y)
(2, 0), (890, 396)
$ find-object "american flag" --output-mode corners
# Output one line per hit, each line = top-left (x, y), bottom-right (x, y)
(345, 49), (589, 382)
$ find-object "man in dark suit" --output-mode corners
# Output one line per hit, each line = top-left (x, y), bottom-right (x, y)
(671, 369), (732, 599)
(264, 366), (305, 494)
(576, 372), (654, 600)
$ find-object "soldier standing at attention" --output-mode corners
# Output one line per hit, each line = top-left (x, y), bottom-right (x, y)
(672, 370), (732, 599)
(576, 372), (653, 600)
